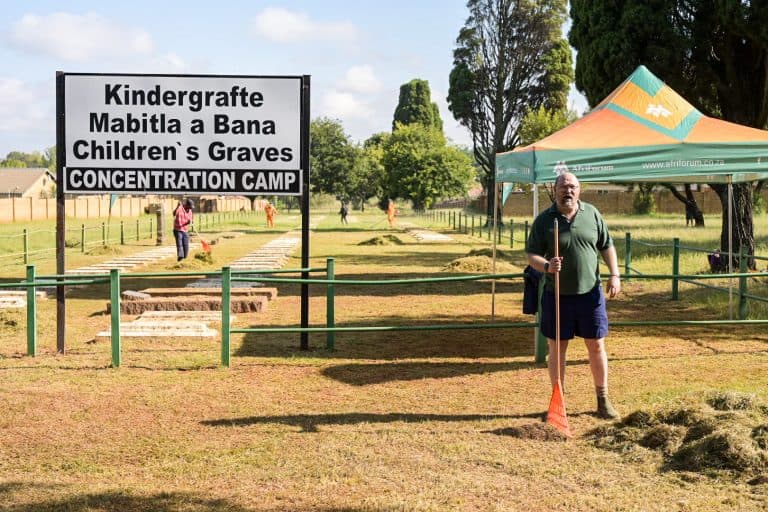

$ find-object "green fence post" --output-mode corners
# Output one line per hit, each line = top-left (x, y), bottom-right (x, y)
(739, 245), (748, 320)
(23, 228), (29, 264)
(26, 265), (37, 356)
(221, 266), (231, 367)
(625, 232), (631, 282)
(81, 224), (86, 253)
(326, 257), (335, 350)
(672, 237), (680, 300)
(510, 219), (514, 248)
(471, 215), (475, 236)
(149, 217), (153, 239)
(534, 277), (548, 364)
(101, 222), (106, 246)
(110, 268), (121, 368)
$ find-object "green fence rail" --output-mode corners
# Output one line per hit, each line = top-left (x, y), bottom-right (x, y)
(6, 258), (768, 368)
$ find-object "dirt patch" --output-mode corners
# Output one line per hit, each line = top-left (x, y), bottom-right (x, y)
(589, 393), (768, 477)
(491, 423), (569, 442)
(358, 235), (403, 246)
(86, 245), (123, 256)
(443, 255), (521, 274)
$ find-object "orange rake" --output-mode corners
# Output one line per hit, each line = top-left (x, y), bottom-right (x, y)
(547, 218), (572, 438)
(191, 226), (211, 253)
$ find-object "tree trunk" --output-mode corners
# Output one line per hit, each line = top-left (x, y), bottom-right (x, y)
(709, 183), (755, 270)
(662, 184), (705, 227)
(485, 174), (496, 223)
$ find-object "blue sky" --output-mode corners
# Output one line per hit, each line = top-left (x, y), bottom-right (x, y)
(0, 1), (587, 157)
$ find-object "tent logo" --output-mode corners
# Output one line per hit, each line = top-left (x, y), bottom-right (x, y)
(646, 103), (671, 118)
(553, 161), (570, 176)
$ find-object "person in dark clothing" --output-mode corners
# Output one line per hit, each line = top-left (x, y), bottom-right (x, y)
(685, 203), (695, 227)
(340, 203), (349, 224)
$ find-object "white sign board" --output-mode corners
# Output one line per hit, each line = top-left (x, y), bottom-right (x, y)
(62, 74), (304, 195)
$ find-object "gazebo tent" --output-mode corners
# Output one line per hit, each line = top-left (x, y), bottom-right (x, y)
(493, 65), (768, 320)
(496, 65), (768, 185)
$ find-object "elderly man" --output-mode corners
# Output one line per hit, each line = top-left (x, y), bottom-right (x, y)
(526, 172), (621, 420)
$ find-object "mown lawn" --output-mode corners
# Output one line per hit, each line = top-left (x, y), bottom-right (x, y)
(1, 210), (767, 511)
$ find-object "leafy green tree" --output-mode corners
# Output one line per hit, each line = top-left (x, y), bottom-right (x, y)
(382, 124), (474, 210)
(0, 158), (27, 168)
(392, 79), (443, 131)
(448, 0), (571, 219)
(309, 117), (358, 199)
(45, 146), (57, 173)
(1, 150), (49, 168)
(570, 0), (768, 267)
(347, 134), (389, 211)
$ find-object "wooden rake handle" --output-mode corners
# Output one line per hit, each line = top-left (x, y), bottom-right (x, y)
(554, 219), (560, 376)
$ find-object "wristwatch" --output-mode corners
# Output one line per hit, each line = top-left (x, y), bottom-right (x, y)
(544, 262), (550, 273)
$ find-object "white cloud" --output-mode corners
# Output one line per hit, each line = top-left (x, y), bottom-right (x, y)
(321, 91), (373, 120)
(0, 78), (50, 132)
(251, 8), (357, 44)
(8, 12), (154, 61)
(339, 65), (381, 94)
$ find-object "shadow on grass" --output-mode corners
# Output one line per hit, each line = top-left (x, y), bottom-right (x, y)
(201, 411), (541, 433)
(236, 320), (536, 360)
(320, 360), (537, 386)
(0, 485), (252, 512)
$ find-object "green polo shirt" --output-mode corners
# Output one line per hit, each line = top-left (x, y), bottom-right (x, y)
(526, 201), (613, 295)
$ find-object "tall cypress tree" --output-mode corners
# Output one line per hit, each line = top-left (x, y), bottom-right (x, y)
(392, 79), (443, 131)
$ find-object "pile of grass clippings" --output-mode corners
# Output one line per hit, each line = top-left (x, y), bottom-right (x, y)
(443, 255), (520, 274)
(168, 253), (215, 269)
(589, 392), (768, 480)
(467, 247), (515, 260)
(358, 235), (403, 246)
(86, 245), (123, 256)
(492, 423), (569, 442)
(194, 251), (214, 264)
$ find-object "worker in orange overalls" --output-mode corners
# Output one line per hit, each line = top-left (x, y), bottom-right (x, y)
(264, 201), (277, 228)
(386, 199), (397, 228)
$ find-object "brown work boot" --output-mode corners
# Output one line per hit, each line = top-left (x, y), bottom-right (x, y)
(596, 396), (620, 420)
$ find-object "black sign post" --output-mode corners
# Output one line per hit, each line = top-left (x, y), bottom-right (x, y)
(300, 76), (310, 351)
(55, 72), (66, 353)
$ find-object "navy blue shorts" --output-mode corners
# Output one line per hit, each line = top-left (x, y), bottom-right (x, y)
(540, 285), (609, 340)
